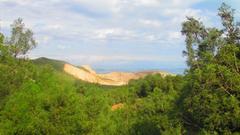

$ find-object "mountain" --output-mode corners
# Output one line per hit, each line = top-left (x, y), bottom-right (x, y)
(33, 57), (175, 86)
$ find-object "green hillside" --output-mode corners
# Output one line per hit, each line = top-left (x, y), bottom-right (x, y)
(32, 57), (67, 71)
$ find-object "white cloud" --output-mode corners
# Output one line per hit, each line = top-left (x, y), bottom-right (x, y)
(45, 24), (63, 30)
(168, 31), (181, 40)
(0, 0), (219, 67)
(36, 36), (50, 44)
(134, 0), (160, 7)
(0, 0), (208, 43)
(139, 19), (162, 28)
(73, 0), (121, 14)
(145, 34), (158, 41)
(57, 44), (67, 50)
(93, 28), (136, 40)
(0, 20), (11, 29)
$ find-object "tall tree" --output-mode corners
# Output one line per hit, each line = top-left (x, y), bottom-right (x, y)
(218, 3), (240, 45)
(181, 17), (207, 68)
(8, 18), (36, 57)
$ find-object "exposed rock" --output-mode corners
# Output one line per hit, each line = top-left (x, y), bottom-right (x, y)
(81, 65), (96, 74)
(64, 64), (98, 83)
(111, 103), (124, 111)
(63, 64), (174, 86)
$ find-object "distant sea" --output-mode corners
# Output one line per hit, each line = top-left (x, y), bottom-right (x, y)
(92, 63), (186, 75)
(95, 67), (185, 75)
(74, 60), (187, 75)
(91, 61), (186, 75)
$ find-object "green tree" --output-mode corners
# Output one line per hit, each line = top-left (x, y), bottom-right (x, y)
(7, 18), (36, 58)
(181, 3), (240, 134)
(0, 32), (4, 57)
(0, 32), (3, 44)
(218, 3), (240, 45)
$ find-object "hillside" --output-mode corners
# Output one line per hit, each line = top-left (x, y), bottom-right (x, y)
(33, 57), (174, 86)
(64, 64), (174, 86)
(32, 57), (67, 71)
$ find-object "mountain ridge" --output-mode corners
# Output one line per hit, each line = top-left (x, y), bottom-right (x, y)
(64, 63), (175, 86)
(33, 57), (175, 86)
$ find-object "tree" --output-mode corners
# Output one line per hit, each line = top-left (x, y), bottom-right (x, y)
(181, 17), (223, 69)
(0, 32), (11, 61)
(0, 33), (3, 45)
(181, 3), (240, 134)
(181, 17), (209, 68)
(218, 3), (240, 45)
(7, 18), (36, 58)
(0, 32), (5, 56)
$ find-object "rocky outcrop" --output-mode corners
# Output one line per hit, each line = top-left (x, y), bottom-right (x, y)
(63, 64), (174, 86)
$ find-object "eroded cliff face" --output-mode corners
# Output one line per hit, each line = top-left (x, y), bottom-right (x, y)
(63, 64), (174, 86)
(64, 64), (98, 83)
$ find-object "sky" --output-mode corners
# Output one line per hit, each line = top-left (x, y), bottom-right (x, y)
(0, 0), (240, 73)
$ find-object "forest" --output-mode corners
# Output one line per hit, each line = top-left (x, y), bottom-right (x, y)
(0, 3), (240, 135)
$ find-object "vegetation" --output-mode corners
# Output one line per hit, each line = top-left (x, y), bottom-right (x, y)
(32, 57), (66, 71)
(181, 3), (240, 134)
(7, 18), (36, 58)
(0, 3), (239, 135)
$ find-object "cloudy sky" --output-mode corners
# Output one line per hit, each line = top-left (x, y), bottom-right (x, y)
(0, 0), (240, 73)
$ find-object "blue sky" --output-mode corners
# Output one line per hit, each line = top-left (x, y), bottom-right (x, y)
(0, 0), (240, 73)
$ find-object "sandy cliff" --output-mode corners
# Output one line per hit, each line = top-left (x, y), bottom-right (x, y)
(63, 64), (174, 86)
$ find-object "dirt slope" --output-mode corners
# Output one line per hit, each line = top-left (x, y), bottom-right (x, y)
(63, 64), (174, 86)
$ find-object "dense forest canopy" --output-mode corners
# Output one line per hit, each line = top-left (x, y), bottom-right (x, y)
(0, 3), (239, 135)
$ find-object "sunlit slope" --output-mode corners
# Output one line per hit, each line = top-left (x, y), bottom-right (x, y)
(64, 64), (175, 86)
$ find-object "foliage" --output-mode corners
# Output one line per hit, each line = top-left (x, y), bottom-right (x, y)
(32, 57), (66, 71)
(127, 75), (186, 135)
(7, 18), (36, 58)
(0, 2), (240, 135)
(0, 63), (86, 134)
(181, 2), (240, 134)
